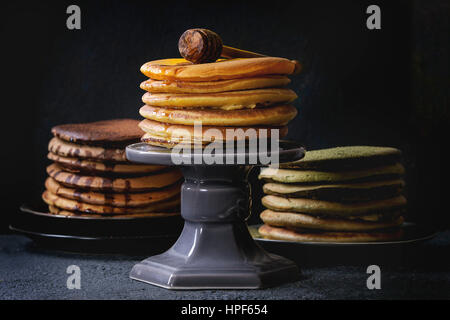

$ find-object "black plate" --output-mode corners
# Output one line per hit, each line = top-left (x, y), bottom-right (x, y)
(248, 223), (439, 267)
(9, 203), (184, 254)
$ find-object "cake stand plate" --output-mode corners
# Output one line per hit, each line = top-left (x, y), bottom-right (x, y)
(126, 141), (305, 289)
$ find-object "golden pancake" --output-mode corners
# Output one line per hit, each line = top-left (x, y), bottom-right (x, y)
(261, 195), (407, 217)
(47, 163), (182, 192)
(140, 57), (299, 81)
(259, 163), (405, 184)
(45, 177), (181, 208)
(262, 179), (405, 202)
(139, 104), (297, 126)
(140, 76), (291, 93)
(139, 119), (288, 143)
(48, 205), (179, 218)
(49, 137), (127, 162)
(47, 152), (165, 175)
(141, 88), (297, 110)
(280, 146), (402, 170)
(260, 209), (404, 231)
(43, 190), (180, 215)
(258, 224), (403, 242)
(51, 119), (142, 148)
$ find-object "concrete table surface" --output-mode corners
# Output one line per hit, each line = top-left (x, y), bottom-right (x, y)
(0, 233), (449, 300)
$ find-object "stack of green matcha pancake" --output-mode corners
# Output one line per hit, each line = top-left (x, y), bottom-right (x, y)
(138, 57), (300, 148)
(43, 119), (182, 218)
(258, 146), (407, 242)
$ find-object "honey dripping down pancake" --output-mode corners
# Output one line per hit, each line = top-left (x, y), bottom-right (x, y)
(140, 57), (299, 81)
(140, 76), (291, 94)
(45, 177), (181, 208)
(141, 88), (297, 110)
(139, 104), (297, 126)
(46, 163), (182, 192)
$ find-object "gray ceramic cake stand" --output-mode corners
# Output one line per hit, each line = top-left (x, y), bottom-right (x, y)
(126, 141), (305, 289)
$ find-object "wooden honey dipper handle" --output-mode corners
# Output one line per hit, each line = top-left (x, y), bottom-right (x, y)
(178, 28), (265, 64)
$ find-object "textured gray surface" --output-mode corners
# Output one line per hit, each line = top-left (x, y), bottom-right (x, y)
(1, 233), (449, 300)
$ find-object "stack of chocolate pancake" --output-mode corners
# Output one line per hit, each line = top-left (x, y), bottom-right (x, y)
(258, 146), (407, 242)
(138, 57), (300, 147)
(43, 119), (182, 218)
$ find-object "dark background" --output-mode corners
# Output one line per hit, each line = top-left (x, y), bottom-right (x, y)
(0, 0), (448, 232)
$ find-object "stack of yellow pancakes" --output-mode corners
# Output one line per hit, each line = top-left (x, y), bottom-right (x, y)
(138, 57), (300, 147)
(258, 146), (407, 242)
(42, 119), (183, 218)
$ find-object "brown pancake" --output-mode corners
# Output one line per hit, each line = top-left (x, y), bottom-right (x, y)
(139, 104), (298, 126)
(49, 137), (127, 162)
(139, 119), (288, 143)
(48, 205), (179, 219)
(261, 195), (407, 217)
(47, 152), (166, 175)
(51, 119), (143, 147)
(140, 57), (299, 81)
(258, 224), (404, 242)
(45, 177), (181, 207)
(262, 179), (405, 202)
(140, 76), (291, 93)
(43, 190), (180, 215)
(46, 163), (182, 192)
(141, 88), (297, 110)
(260, 209), (404, 231)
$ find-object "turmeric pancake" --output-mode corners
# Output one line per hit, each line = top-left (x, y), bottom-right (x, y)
(140, 57), (299, 81)
(46, 163), (182, 192)
(48, 205), (179, 218)
(258, 224), (403, 242)
(139, 119), (288, 143)
(139, 104), (297, 126)
(259, 163), (405, 184)
(141, 88), (297, 110)
(49, 137), (127, 162)
(261, 195), (406, 217)
(51, 119), (142, 148)
(260, 209), (404, 231)
(140, 76), (291, 93)
(42, 190), (180, 215)
(262, 179), (404, 202)
(280, 146), (402, 170)
(45, 177), (181, 207)
(47, 152), (165, 175)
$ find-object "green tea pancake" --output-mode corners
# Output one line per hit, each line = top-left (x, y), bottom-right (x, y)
(261, 195), (406, 217)
(260, 209), (404, 231)
(140, 76), (291, 94)
(139, 104), (297, 126)
(47, 163), (182, 192)
(262, 179), (405, 202)
(48, 152), (165, 175)
(258, 224), (404, 242)
(140, 57), (299, 81)
(141, 88), (297, 110)
(259, 163), (405, 184)
(43, 190), (180, 215)
(51, 119), (143, 148)
(280, 146), (402, 170)
(49, 137), (127, 162)
(48, 205), (179, 218)
(45, 177), (181, 208)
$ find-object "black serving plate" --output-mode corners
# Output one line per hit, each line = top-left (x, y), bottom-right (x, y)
(9, 203), (184, 254)
(249, 222), (439, 267)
